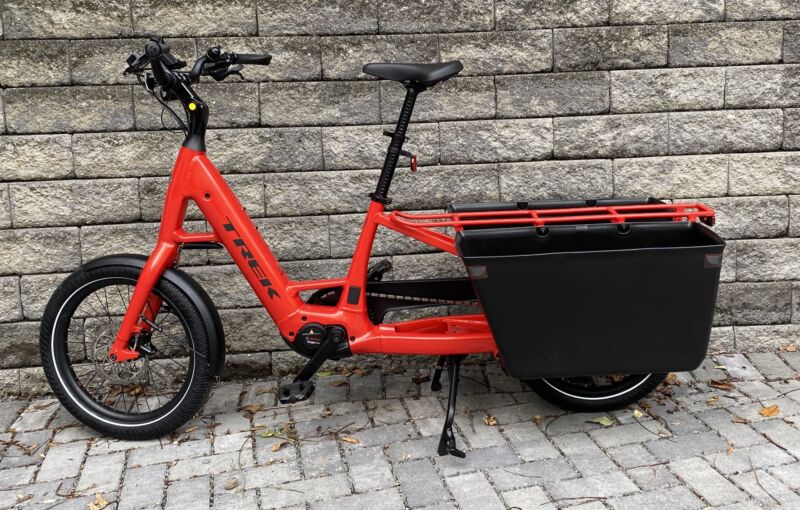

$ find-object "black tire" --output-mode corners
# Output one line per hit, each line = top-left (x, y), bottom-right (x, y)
(525, 373), (667, 412)
(40, 264), (211, 440)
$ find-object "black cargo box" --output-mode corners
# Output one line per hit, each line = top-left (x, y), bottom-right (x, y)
(456, 221), (725, 379)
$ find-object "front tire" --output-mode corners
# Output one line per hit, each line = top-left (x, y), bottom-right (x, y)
(525, 373), (666, 412)
(40, 264), (211, 440)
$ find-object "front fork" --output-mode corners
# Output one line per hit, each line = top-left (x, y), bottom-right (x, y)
(107, 242), (179, 362)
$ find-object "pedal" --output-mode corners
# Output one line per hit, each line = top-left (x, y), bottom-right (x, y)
(278, 380), (315, 404)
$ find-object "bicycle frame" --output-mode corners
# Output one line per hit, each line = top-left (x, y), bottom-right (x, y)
(108, 146), (497, 362)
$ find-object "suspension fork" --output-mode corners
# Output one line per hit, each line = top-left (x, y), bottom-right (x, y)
(107, 242), (179, 362)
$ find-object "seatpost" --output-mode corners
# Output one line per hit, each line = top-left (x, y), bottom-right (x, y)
(371, 83), (424, 204)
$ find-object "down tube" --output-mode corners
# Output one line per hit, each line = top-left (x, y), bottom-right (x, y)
(188, 153), (300, 322)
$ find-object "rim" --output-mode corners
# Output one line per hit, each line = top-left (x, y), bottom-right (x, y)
(541, 374), (653, 401)
(51, 276), (199, 425)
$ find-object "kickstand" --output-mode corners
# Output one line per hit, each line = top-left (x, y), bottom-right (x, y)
(438, 356), (466, 458)
(430, 356), (445, 392)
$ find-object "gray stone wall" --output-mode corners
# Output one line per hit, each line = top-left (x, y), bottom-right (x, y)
(1, 0), (800, 393)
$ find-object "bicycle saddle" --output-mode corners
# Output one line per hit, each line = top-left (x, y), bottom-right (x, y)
(362, 61), (463, 85)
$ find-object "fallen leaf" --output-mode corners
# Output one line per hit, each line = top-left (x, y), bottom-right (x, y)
(787, 344), (798, 353)
(483, 415), (498, 426)
(256, 387), (274, 395)
(258, 428), (280, 438)
(727, 444), (734, 456)
(706, 395), (720, 405)
(316, 371), (334, 377)
(759, 405), (780, 418)
(610, 374), (626, 382)
(714, 365), (728, 370)
(388, 366), (406, 374)
(224, 478), (238, 491)
(184, 426), (198, 434)
(709, 380), (734, 391)
(351, 368), (370, 377)
(329, 380), (348, 387)
(87, 492), (110, 510)
(321, 406), (333, 417)
(242, 403), (266, 415)
(533, 415), (543, 428)
(340, 436), (360, 445)
(411, 374), (431, 384)
(632, 409), (644, 419)
(731, 415), (750, 424)
(587, 416), (614, 427)
(282, 422), (299, 442)
(271, 440), (287, 452)
(664, 373), (679, 385)
(401, 453), (411, 461)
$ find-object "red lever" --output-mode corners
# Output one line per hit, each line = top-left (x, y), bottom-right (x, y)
(410, 154), (418, 172)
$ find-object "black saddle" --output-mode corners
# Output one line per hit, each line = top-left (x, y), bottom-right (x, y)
(362, 61), (463, 86)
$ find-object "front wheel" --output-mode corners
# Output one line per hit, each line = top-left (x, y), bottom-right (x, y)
(40, 264), (212, 440)
(525, 373), (667, 412)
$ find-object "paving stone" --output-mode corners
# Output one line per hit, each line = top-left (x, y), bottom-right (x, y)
(545, 471), (639, 502)
(169, 450), (256, 481)
(669, 457), (748, 506)
(118, 463), (167, 510)
(346, 446), (395, 493)
(349, 371), (383, 401)
(752, 419), (800, 456)
(625, 464), (678, 490)
(0, 430), (50, 468)
(705, 442), (795, 475)
(395, 458), (449, 508)
(769, 463), (800, 491)
(446, 472), (505, 510)
(239, 459), (302, 490)
(714, 353), (764, 380)
(486, 457), (578, 491)
(164, 476), (210, 510)
(590, 422), (670, 449)
(645, 430), (730, 461)
(214, 432), (253, 455)
(552, 432), (618, 476)
(367, 399), (409, 426)
(76, 451), (125, 493)
(500, 485), (555, 510)
(747, 353), (796, 381)
(310, 486), (404, 510)
(607, 485), (704, 510)
(127, 440), (212, 467)
(300, 438), (344, 478)
(258, 474), (351, 508)
(36, 440), (87, 482)
(731, 469), (800, 506)
(344, 423), (416, 449)
(215, 489), (259, 510)
(694, 409), (766, 448)
(0, 465), (36, 490)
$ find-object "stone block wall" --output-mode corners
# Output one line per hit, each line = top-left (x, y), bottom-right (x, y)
(1, 0), (800, 393)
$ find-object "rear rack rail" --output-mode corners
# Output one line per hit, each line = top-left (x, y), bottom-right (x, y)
(388, 202), (716, 230)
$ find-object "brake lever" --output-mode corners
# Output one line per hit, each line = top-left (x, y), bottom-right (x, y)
(209, 64), (244, 82)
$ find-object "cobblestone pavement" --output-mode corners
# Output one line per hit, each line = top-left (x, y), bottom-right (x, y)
(1, 352), (799, 509)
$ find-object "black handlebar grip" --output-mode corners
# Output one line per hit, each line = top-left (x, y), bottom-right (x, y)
(237, 53), (272, 66)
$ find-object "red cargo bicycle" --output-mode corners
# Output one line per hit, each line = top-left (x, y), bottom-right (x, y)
(40, 37), (725, 457)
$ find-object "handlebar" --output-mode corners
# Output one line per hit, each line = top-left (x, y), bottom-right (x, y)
(125, 36), (272, 89)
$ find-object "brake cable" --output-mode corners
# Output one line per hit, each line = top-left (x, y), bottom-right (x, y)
(136, 73), (188, 135)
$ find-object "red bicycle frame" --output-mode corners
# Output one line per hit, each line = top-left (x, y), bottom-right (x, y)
(108, 144), (716, 363)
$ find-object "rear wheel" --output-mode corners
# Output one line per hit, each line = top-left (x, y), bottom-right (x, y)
(525, 373), (666, 412)
(40, 265), (211, 440)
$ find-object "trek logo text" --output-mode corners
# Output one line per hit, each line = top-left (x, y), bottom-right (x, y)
(223, 217), (280, 299)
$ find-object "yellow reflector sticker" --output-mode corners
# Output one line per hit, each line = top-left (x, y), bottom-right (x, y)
(188, 102), (197, 111)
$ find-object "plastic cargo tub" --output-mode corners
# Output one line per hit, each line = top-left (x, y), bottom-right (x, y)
(456, 221), (725, 380)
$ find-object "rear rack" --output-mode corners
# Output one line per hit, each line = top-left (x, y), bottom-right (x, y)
(389, 202), (716, 230)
